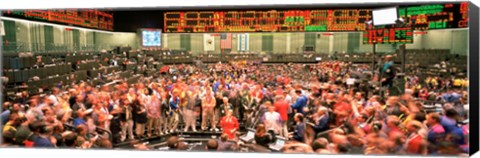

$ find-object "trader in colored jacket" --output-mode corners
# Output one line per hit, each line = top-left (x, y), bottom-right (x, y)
(291, 90), (308, 115)
(168, 91), (181, 133)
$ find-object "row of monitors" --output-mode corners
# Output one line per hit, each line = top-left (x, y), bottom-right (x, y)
(4, 64), (72, 83)
(20, 67), (134, 90)
(4, 64), (125, 84)
(31, 71), (88, 88)
(65, 53), (115, 62)
(17, 70), (139, 95)
(3, 52), (117, 70)
(3, 57), (53, 70)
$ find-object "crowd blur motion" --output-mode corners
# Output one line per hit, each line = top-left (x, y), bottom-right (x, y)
(0, 58), (469, 156)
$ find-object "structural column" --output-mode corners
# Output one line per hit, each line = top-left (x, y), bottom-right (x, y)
(328, 34), (334, 54)
(286, 33), (291, 53)
(164, 34), (169, 48)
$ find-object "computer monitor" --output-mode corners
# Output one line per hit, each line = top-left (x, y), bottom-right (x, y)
(240, 129), (256, 143)
(246, 131), (254, 138)
(274, 137), (285, 146)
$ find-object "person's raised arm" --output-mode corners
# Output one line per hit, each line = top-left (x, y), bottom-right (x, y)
(49, 136), (57, 148)
(169, 98), (177, 110)
(399, 103), (410, 116)
(350, 100), (360, 118)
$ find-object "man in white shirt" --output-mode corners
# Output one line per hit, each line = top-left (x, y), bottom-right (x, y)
(48, 87), (61, 106)
(353, 92), (366, 107)
(283, 91), (293, 115)
(283, 91), (293, 105)
(202, 88), (216, 131)
(145, 89), (161, 136)
(262, 102), (282, 134)
(149, 83), (162, 102)
(183, 90), (198, 132)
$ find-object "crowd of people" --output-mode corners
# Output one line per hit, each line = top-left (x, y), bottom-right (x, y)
(0, 58), (469, 156)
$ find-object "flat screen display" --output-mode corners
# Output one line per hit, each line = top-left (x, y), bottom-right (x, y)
(372, 7), (398, 26)
(246, 131), (254, 137)
(142, 30), (162, 47)
(275, 139), (285, 146)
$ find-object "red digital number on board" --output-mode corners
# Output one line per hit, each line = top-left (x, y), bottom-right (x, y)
(389, 29), (396, 42)
(460, 2), (468, 12)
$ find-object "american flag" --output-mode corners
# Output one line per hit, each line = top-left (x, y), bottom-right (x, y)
(220, 33), (232, 49)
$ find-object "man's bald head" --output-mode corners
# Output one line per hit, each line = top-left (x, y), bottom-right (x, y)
(167, 136), (180, 149)
(311, 138), (329, 151)
(331, 134), (348, 144)
(384, 55), (393, 61)
(386, 115), (400, 127)
(3, 101), (12, 109)
(206, 139), (218, 151)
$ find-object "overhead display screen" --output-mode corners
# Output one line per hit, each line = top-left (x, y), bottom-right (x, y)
(142, 29), (162, 47)
(2, 9), (114, 31)
(362, 27), (413, 44)
(164, 2), (468, 33)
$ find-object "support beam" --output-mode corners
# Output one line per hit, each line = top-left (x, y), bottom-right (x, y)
(400, 44), (406, 73)
(372, 43), (376, 73)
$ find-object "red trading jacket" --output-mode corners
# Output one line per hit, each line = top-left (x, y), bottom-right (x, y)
(406, 133), (424, 154)
(24, 140), (34, 147)
(219, 116), (239, 140)
(160, 66), (169, 73)
(333, 101), (352, 125)
(274, 100), (290, 121)
(284, 77), (291, 85)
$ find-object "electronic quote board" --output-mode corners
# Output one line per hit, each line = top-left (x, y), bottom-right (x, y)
(164, 9), (372, 33)
(398, 2), (469, 30)
(164, 2), (468, 33)
(2, 10), (114, 31)
(363, 27), (413, 44)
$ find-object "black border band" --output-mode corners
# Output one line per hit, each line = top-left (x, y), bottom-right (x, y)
(468, 1), (479, 156)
